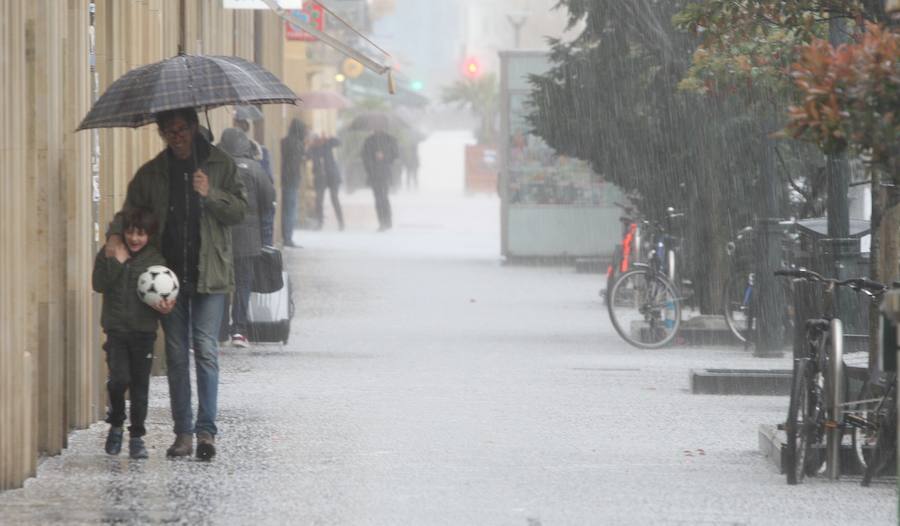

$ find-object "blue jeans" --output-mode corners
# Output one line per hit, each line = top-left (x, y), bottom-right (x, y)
(161, 292), (226, 436)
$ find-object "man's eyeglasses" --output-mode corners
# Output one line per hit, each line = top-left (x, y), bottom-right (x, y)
(161, 125), (192, 140)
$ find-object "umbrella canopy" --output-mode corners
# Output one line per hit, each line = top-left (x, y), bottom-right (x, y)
(233, 105), (264, 122)
(78, 53), (299, 130)
(347, 111), (409, 134)
(298, 90), (352, 110)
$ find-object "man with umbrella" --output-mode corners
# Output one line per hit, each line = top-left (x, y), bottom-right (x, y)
(106, 108), (247, 460)
(362, 128), (399, 231)
(80, 51), (297, 460)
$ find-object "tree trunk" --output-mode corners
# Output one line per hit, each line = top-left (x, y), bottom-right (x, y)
(870, 168), (900, 368)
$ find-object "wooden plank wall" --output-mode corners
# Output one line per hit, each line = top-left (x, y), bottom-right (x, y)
(1, 0), (286, 491)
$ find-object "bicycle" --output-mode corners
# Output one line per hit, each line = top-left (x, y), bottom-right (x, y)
(775, 268), (887, 485)
(722, 227), (755, 345)
(602, 204), (642, 305)
(607, 211), (685, 349)
(723, 224), (799, 347)
(852, 369), (897, 486)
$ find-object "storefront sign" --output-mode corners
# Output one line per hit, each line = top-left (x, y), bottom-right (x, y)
(285, 3), (325, 41)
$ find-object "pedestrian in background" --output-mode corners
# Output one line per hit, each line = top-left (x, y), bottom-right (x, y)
(362, 129), (398, 232)
(106, 107), (247, 460)
(309, 133), (345, 231)
(93, 207), (169, 460)
(280, 118), (307, 247)
(218, 128), (275, 348)
(234, 116), (275, 246)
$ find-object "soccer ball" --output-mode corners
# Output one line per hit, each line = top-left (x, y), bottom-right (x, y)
(137, 265), (179, 307)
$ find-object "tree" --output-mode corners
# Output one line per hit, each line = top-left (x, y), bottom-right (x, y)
(785, 24), (899, 176)
(786, 23), (900, 301)
(678, 1), (898, 358)
(441, 74), (499, 145)
(527, 0), (774, 313)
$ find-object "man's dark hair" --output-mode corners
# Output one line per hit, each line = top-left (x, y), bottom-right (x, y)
(122, 207), (159, 237)
(155, 107), (200, 129)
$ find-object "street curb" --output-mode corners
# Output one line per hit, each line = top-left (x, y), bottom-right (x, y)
(690, 369), (792, 395)
(758, 424), (886, 476)
(758, 424), (786, 473)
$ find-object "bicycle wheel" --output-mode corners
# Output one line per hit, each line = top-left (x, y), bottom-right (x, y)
(848, 381), (879, 472)
(785, 358), (825, 484)
(607, 268), (681, 349)
(862, 385), (897, 486)
(723, 273), (753, 343)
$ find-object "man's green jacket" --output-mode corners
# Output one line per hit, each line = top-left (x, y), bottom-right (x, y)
(111, 145), (247, 294)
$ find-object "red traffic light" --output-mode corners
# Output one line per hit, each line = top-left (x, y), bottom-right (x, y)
(462, 57), (482, 80)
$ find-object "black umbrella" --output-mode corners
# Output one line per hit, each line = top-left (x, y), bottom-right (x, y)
(348, 112), (409, 134)
(78, 52), (299, 130)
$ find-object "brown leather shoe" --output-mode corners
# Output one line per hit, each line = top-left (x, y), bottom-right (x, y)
(166, 433), (193, 458)
(196, 431), (216, 460)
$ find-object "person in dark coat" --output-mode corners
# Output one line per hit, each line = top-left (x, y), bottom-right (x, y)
(106, 108), (247, 460)
(280, 118), (307, 247)
(309, 134), (345, 230)
(218, 128), (276, 347)
(92, 206), (168, 459)
(234, 117), (275, 245)
(362, 129), (399, 231)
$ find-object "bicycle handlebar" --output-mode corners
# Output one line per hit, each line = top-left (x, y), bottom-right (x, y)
(845, 278), (887, 294)
(774, 269), (886, 295)
(774, 268), (825, 281)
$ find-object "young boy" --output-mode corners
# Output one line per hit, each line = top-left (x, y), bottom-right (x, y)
(92, 207), (169, 459)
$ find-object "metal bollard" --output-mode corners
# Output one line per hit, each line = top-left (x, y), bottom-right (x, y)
(826, 318), (844, 479)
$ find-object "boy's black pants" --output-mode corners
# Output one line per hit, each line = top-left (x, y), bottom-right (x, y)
(104, 331), (155, 437)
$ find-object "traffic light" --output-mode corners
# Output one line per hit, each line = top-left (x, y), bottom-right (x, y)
(462, 57), (482, 80)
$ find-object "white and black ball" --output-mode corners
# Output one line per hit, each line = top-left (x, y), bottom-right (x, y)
(137, 265), (179, 307)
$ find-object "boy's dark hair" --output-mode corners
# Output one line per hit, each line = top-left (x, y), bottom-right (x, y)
(155, 107), (199, 129)
(122, 207), (159, 237)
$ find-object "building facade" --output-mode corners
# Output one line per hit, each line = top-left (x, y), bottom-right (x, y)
(0, 0), (288, 491)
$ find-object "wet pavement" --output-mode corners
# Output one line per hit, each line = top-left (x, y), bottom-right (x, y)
(0, 191), (896, 525)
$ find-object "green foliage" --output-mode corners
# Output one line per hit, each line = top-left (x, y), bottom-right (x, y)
(786, 24), (900, 177)
(527, 0), (778, 313)
(441, 74), (499, 145)
(675, 0), (884, 96)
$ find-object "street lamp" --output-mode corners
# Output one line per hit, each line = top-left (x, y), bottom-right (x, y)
(507, 11), (530, 49)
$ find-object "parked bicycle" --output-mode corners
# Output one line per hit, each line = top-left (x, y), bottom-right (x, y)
(602, 203), (642, 304)
(723, 223), (798, 348)
(775, 268), (890, 485)
(607, 208), (687, 349)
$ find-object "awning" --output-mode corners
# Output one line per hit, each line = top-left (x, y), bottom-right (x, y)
(259, 0), (392, 79)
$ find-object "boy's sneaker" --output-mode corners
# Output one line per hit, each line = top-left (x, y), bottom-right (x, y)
(129, 436), (148, 459)
(105, 426), (124, 455)
(196, 431), (216, 461)
(166, 433), (193, 458)
(231, 334), (249, 348)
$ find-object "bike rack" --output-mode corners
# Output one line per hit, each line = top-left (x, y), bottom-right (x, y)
(826, 318), (844, 480)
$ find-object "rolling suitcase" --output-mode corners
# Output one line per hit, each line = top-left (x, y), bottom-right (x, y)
(247, 271), (294, 344)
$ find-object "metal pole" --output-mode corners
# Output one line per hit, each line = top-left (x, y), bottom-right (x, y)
(826, 318), (844, 479)
(507, 16), (527, 49)
(826, 19), (853, 325)
(753, 112), (785, 357)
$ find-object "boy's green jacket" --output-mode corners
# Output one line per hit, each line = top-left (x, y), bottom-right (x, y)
(92, 246), (167, 334)
(109, 144), (247, 294)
